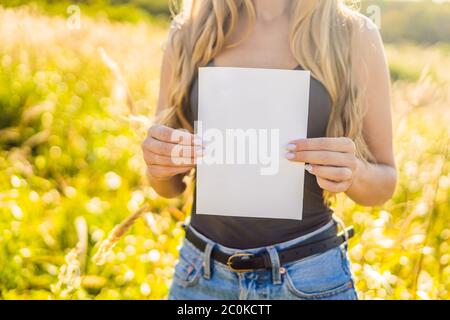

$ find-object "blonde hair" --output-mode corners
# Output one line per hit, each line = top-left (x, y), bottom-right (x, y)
(163, 0), (374, 163)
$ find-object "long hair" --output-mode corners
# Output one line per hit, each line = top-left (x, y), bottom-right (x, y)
(162, 0), (375, 163)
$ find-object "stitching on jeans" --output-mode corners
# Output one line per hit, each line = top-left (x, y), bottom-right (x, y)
(284, 272), (354, 299)
(283, 247), (355, 299)
(338, 245), (352, 278)
(173, 257), (203, 288)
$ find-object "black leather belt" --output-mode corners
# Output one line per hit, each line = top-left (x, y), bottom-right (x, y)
(184, 225), (355, 272)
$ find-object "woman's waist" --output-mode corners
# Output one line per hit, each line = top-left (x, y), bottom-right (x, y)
(188, 211), (334, 250)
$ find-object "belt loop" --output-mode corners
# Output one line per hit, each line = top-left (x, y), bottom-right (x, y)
(203, 242), (215, 280)
(266, 246), (281, 285)
(334, 215), (349, 251)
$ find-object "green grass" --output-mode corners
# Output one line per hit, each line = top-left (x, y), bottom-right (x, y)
(0, 0), (170, 23)
(0, 5), (449, 300)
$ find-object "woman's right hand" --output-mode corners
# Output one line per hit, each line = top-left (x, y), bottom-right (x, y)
(141, 125), (201, 181)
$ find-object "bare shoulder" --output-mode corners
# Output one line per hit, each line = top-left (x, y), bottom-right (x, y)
(346, 10), (385, 57)
(162, 20), (180, 62)
(156, 19), (183, 115)
(343, 9), (391, 102)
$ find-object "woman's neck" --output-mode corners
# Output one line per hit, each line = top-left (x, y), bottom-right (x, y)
(253, 0), (291, 22)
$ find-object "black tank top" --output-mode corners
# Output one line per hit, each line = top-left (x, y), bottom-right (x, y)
(188, 61), (333, 249)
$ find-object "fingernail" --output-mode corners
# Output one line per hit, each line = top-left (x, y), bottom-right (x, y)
(285, 152), (296, 160)
(305, 164), (313, 173)
(286, 144), (297, 151)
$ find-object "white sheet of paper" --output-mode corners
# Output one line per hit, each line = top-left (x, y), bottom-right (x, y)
(196, 67), (310, 220)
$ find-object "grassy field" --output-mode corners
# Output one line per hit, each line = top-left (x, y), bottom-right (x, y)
(0, 5), (449, 300)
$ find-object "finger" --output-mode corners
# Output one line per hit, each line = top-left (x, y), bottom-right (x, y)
(287, 138), (356, 153)
(307, 165), (353, 182)
(143, 150), (197, 167)
(286, 150), (354, 167)
(142, 137), (200, 158)
(149, 125), (194, 146)
(147, 165), (192, 180)
(316, 176), (352, 193)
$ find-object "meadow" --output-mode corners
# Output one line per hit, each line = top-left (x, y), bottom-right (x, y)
(0, 5), (449, 300)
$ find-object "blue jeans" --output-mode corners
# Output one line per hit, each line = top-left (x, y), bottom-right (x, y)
(168, 220), (358, 300)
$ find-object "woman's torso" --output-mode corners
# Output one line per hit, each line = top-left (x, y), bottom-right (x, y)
(186, 59), (334, 250)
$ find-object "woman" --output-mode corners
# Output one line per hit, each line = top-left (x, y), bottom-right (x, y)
(141, 0), (397, 300)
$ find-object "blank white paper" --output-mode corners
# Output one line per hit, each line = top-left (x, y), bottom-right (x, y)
(196, 67), (310, 220)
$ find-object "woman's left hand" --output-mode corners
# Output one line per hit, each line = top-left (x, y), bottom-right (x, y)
(285, 137), (360, 193)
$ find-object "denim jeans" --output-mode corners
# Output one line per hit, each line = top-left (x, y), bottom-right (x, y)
(168, 220), (358, 300)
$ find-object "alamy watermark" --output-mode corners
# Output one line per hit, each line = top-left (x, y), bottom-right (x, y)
(172, 121), (282, 176)
(67, 5), (81, 30)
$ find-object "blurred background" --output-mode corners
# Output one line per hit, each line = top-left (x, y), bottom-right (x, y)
(0, 0), (449, 300)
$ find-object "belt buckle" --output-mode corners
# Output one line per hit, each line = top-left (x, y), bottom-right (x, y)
(227, 253), (254, 273)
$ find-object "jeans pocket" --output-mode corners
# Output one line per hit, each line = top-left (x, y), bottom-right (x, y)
(283, 246), (357, 300)
(172, 241), (203, 288)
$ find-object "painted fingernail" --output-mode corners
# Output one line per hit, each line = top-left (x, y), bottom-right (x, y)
(286, 144), (297, 151)
(285, 152), (296, 160)
(305, 164), (313, 173)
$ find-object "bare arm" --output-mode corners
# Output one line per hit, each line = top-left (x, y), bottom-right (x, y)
(286, 16), (397, 206)
(345, 17), (397, 205)
(142, 38), (194, 199)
